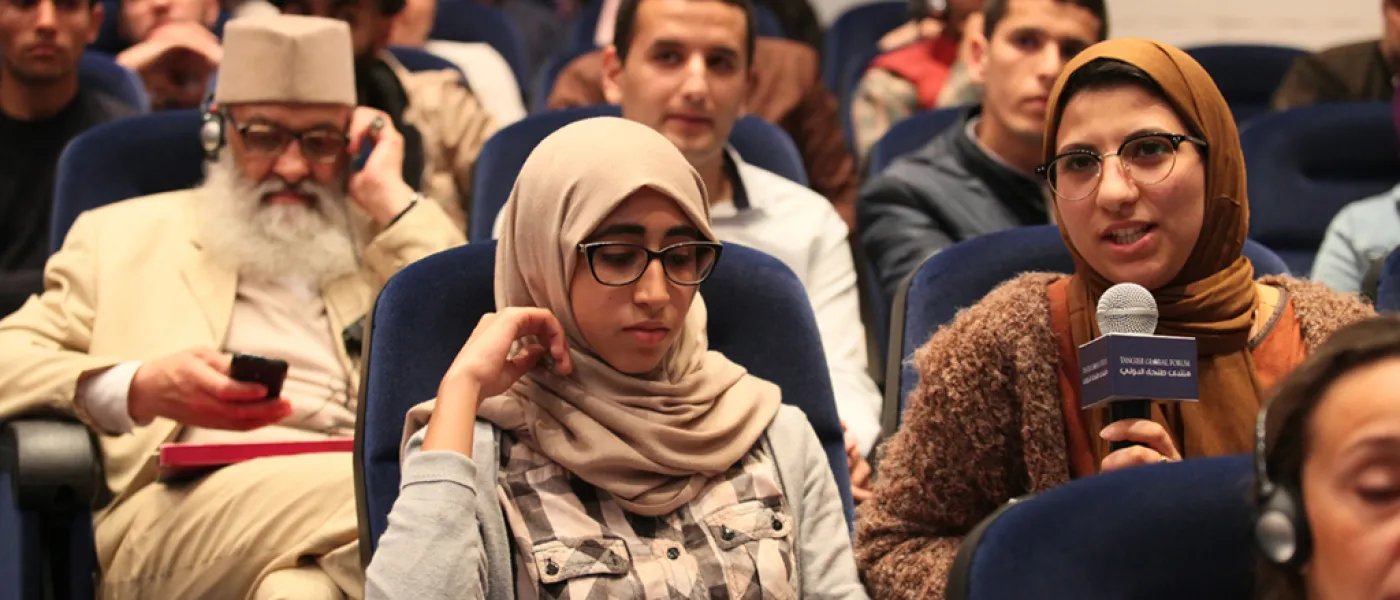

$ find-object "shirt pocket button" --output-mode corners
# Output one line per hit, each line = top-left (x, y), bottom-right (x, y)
(666, 547), (680, 560)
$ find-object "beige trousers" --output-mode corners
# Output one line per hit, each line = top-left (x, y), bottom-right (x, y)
(94, 452), (363, 600)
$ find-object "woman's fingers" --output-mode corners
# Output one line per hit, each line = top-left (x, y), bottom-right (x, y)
(1099, 418), (1181, 460)
(1100, 444), (1169, 473)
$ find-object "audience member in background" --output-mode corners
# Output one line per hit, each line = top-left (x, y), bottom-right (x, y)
(0, 0), (134, 319)
(594, 0), (881, 486)
(551, 0), (860, 229)
(0, 16), (465, 597)
(858, 0), (1104, 301)
(1255, 315), (1400, 600)
(855, 39), (1374, 597)
(112, 0), (222, 109)
(365, 116), (868, 599)
(274, 0), (496, 233)
(1272, 0), (1400, 110)
(1310, 87), (1400, 296)
(849, 0), (983, 161)
(388, 0), (526, 125)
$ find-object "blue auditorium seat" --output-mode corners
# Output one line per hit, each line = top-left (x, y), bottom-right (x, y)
(1378, 249), (1400, 312)
(51, 110), (203, 252)
(945, 454), (1256, 600)
(821, 1), (905, 95)
(1185, 44), (1304, 125)
(882, 225), (1290, 433)
(866, 105), (965, 177)
(357, 241), (856, 565)
(77, 51), (149, 113)
(1242, 102), (1400, 275)
(468, 105), (807, 242)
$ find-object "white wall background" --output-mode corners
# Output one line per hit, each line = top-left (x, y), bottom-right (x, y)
(811, 0), (1384, 51)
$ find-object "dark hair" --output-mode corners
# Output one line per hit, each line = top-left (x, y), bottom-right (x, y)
(1255, 315), (1400, 600)
(266, 0), (405, 18)
(612, 0), (757, 70)
(982, 0), (1108, 42)
(1049, 58), (1205, 143)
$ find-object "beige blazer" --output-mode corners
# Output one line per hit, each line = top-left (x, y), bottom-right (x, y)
(0, 188), (465, 517)
(390, 55), (499, 233)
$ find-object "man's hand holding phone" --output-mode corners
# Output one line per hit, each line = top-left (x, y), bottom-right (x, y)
(346, 107), (416, 227)
(128, 348), (291, 431)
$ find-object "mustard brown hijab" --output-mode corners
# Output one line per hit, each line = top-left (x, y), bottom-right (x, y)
(1045, 39), (1263, 460)
(476, 117), (782, 516)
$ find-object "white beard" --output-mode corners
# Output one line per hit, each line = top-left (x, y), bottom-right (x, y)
(196, 155), (361, 283)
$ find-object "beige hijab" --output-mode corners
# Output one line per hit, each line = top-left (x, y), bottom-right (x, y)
(417, 117), (782, 517)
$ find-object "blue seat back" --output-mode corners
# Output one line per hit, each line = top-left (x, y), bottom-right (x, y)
(429, 0), (531, 100)
(1184, 44), (1304, 125)
(1242, 102), (1400, 275)
(820, 1), (905, 95)
(1378, 249), (1400, 312)
(77, 51), (149, 113)
(945, 454), (1256, 600)
(357, 241), (856, 560)
(866, 106), (964, 177)
(469, 105), (807, 242)
(883, 226), (1290, 430)
(50, 110), (203, 253)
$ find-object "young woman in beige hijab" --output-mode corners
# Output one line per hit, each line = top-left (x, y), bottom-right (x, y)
(365, 116), (867, 599)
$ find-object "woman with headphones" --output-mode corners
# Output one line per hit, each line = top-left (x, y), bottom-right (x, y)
(1256, 314), (1400, 600)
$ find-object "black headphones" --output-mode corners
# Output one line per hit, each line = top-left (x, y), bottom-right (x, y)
(1254, 404), (1312, 569)
(200, 91), (225, 161)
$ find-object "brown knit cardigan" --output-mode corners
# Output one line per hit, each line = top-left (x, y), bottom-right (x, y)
(854, 273), (1374, 599)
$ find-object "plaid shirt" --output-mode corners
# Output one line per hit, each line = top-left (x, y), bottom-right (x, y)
(497, 437), (798, 599)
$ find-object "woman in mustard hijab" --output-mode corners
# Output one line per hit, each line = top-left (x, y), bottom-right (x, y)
(364, 117), (868, 599)
(855, 38), (1374, 597)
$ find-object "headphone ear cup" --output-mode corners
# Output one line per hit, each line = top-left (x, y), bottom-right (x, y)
(200, 111), (225, 160)
(1256, 486), (1312, 569)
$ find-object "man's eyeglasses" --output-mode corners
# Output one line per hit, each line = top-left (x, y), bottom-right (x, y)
(229, 117), (349, 163)
(577, 241), (723, 287)
(1036, 132), (1208, 202)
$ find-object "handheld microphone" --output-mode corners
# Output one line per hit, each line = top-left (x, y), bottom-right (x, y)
(1079, 283), (1200, 453)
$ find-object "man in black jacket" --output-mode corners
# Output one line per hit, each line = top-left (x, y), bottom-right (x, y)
(857, 0), (1105, 300)
(0, 0), (135, 318)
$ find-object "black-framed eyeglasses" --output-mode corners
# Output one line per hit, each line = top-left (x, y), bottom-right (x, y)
(1035, 132), (1208, 202)
(227, 115), (349, 163)
(577, 241), (723, 287)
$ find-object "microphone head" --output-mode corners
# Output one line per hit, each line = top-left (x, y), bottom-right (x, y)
(1096, 283), (1159, 335)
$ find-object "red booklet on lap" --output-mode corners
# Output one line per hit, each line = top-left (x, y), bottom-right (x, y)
(157, 438), (353, 481)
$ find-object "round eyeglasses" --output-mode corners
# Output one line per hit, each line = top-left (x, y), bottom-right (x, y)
(1036, 132), (1208, 202)
(577, 241), (723, 286)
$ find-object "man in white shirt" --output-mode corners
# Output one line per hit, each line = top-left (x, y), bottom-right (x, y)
(601, 0), (882, 498)
(0, 15), (464, 598)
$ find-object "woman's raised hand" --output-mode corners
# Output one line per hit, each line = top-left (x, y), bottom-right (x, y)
(440, 308), (574, 402)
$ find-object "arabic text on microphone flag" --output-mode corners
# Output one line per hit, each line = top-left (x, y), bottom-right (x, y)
(1078, 333), (1200, 409)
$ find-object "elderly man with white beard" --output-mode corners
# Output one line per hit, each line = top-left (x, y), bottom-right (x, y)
(0, 14), (463, 600)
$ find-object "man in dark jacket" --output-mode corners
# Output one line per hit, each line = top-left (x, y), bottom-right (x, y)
(857, 0), (1105, 299)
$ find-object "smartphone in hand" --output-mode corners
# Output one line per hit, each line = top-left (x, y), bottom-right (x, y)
(229, 353), (289, 399)
(351, 137), (376, 172)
